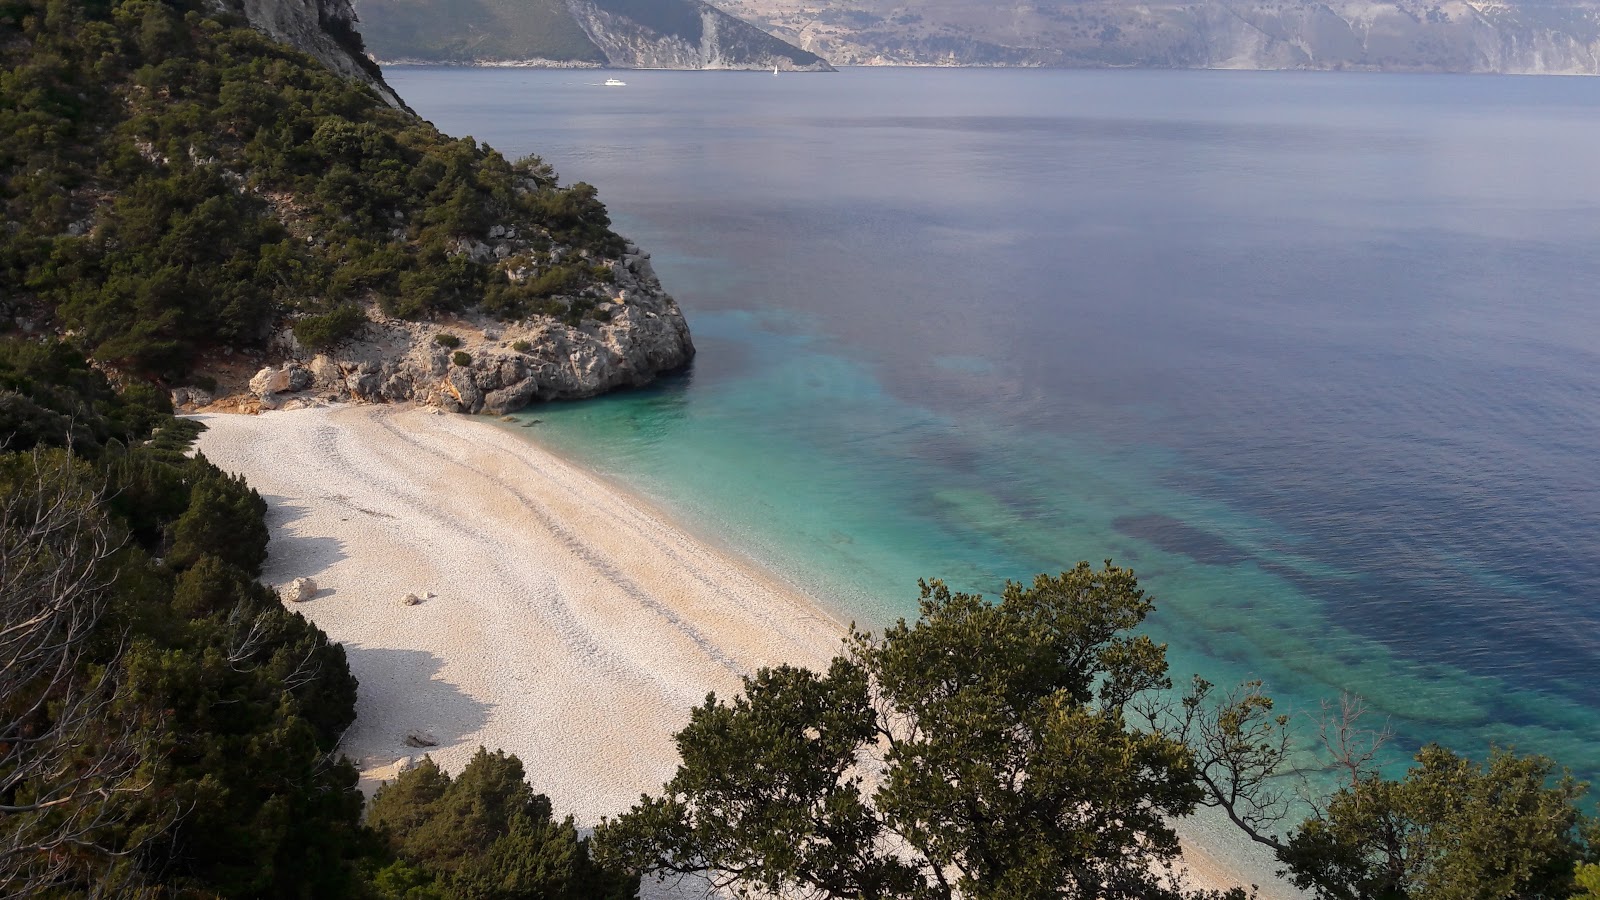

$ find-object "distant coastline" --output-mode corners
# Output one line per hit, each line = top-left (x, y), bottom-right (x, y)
(374, 56), (604, 68)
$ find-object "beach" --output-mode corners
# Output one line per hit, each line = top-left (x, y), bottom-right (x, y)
(195, 404), (845, 820)
(195, 403), (1268, 895)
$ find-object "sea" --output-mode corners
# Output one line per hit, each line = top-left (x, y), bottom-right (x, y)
(386, 66), (1600, 856)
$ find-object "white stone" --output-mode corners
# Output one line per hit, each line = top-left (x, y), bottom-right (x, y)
(283, 577), (318, 603)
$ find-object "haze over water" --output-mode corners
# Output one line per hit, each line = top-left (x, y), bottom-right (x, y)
(389, 68), (1600, 795)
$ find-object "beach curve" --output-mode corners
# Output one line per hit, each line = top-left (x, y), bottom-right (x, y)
(194, 403), (1271, 896)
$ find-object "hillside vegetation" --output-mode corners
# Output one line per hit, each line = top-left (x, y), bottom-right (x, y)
(0, 0), (628, 384)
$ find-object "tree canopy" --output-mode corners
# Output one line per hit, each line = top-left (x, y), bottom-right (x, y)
(597, 563), (1246, 900)
(598, 564), (1597, 900)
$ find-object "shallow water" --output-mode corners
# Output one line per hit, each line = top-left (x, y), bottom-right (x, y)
(389, 67), (1600, 813)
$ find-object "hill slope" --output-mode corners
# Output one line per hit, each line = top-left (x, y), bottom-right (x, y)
(711, 0), (1600, 73)
(0, 0), (693, 415)
(358, 0), (835, 69)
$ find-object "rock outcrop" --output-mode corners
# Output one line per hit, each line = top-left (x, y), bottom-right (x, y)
(283, 577), (319, 602)
(228, 241), (693, 416)
(223, 0), (407, 105)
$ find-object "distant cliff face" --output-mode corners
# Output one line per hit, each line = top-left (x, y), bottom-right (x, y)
(355, 0), (834, 70)
(223, 0), (407, 104)
(568, 0), (834, 69)
(711, 0), (1600, 73)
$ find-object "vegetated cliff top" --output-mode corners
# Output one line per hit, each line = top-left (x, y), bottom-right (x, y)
(711, 0), (1600, 73)
(0, 0), (683, 385)
(357, 0), (833, 69)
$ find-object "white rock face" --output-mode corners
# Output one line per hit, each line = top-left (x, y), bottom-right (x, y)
(229, 0), (407, 106)
(718, 0), (1600, 73)
(283, 577), (319, 602)
(258, 244), (694, 416)
(564, 0), (836, 70)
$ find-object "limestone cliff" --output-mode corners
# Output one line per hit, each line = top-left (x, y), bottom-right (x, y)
(566, 0), (835, 70)
(356, 0), (833, 70)
(713, 0), (1600, 74)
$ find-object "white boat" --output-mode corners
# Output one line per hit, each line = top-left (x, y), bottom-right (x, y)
(604, 77), (626, 86)
(773, 66), (779, 76)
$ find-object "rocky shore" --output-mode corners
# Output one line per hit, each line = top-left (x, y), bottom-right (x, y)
(179, 239), (694, 416)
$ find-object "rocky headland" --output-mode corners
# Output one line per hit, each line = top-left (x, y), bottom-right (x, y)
(192, 240), (693, 416)
(146, 0), (698, 416)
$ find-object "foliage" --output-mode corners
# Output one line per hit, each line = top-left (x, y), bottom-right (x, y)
(367, 748), (637, 900)
(512, 340), (533, 353)
(1276, 746), (1589, 900)
(1, 0), (625, 379)
(433, 332), (461, 349)
(0, 340), (365, 895)
(1169, 677), (1596, 900)
(293, 304), (368, 349)
(451, 350), (472, 367)
(1577, 861), (1600, 900)
(597, 562), (1237, 900)
(0, 338), (172, 455)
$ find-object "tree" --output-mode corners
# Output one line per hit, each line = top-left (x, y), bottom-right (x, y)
(367, 748), (636, 900)
(597, 562), (1244, 900)
(1169, 683), (1594, 900)
(1277, 746), (1588, 900)
(0, 449), (149, 896)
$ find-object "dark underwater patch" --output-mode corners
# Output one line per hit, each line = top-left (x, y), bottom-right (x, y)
(1112, 514), (1250, 567)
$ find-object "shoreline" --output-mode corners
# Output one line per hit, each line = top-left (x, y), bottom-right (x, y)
(194, 403), (1275, 895)
(195, 404), (846, 822)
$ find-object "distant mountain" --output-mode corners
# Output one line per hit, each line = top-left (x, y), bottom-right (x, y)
(356, 0), (835, 70)
(709, 0), (1600, 74)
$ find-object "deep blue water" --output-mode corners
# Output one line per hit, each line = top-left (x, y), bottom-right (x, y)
(387, 67), (1600, 793)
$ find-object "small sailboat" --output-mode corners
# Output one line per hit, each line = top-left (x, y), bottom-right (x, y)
(604, 77), (626, 86)
(772, 65), (779, 76)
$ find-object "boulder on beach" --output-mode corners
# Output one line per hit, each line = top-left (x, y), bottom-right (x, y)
(283, 577), (318, 603)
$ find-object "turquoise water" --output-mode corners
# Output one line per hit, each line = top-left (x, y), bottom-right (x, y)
(388, 68), (1600, 799)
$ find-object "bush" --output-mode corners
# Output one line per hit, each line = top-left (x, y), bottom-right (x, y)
(433, 332), (461, 349)
(511, 340), (532, 353)
(294, 305), (367, 349)
(367, 749), (636, 900)
(451, 351), (471, 367)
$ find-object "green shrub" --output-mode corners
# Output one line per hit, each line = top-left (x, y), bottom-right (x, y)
(451, 350), (472, 367)
(293, 305), (367, 349)
(367, 749), (636, 900)
(511, 340), (532, 353)
(433, 332), (461, 349)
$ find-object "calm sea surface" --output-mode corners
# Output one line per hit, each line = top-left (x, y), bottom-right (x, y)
(387, 68), (1600, 795)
